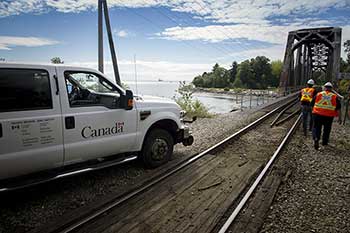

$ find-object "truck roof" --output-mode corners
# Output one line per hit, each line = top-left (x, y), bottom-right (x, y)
(0, 62), (100, 74)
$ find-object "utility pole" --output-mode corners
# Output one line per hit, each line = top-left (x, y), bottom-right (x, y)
(98, 0), (103, 73)
(97, 0), (121, 85)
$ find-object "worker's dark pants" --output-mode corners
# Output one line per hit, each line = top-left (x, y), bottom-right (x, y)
(301, 105), (313, 132)
(312, 114), (334, 145)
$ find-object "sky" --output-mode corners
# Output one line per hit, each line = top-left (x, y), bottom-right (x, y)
(0, 0), (349, 81)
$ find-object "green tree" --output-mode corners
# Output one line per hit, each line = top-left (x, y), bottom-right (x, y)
(191, 57), (279, 89)
(232, 76), (243, 88)
(236, 60), (254, 88)
(192, 75), (204, 87)
(202, 72), (213, 88)
(339, 43), (350, 94)
(250, 56), (273, 88)
(344, 40), (350, 63)
(212, 64), (229, 88)
(229, 61), (238, 83)
(271, 60), (283, 87)
(51, 57), (64, 64)
(340, 57), (350, 73)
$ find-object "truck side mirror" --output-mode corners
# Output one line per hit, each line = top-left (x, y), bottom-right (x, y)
(125, 89), (134, 110)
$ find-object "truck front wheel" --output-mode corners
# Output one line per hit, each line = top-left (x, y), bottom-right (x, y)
(141, 129), (174, 168)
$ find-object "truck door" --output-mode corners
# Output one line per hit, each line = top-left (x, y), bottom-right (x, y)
(56, 68), (137, 165)
(0, 66), (64, 180)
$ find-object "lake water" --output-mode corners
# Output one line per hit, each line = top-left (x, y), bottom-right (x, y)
(125, 81), (274, 114)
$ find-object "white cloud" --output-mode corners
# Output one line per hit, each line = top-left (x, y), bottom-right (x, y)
(1, 0), (349, 24)
(117, 30), (128, 38)
(228, 45), (285, 62)
(0, 36), (59, 50)
(1, 1), (349, 65)
(114, 29), (135, 38)
(157, 24), (298, 44)
(0, 0), (46, 17)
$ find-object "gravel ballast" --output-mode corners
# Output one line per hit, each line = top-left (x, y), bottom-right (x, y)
(261, 121), (350, 233)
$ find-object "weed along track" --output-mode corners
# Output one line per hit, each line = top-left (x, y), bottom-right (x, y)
(39, 96), (300, 233)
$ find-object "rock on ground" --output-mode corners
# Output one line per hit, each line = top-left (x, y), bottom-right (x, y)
(261, 121), (350, 233)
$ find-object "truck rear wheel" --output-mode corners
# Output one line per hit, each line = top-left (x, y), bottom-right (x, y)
(141, 129), (174, 168)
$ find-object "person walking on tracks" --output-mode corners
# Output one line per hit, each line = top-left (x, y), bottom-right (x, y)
(299, 79), (316, 136)
(312, 82), (341, 150)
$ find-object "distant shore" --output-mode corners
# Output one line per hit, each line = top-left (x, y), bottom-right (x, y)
(193, 87), (279, 97)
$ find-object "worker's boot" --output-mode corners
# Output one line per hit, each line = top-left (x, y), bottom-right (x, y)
(314, 140), (319, 150)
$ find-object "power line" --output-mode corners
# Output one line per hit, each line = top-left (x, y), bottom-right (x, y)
(113, 0), (219, 59)
(148, 5), (237, 59)
(193, 0), (273, 59)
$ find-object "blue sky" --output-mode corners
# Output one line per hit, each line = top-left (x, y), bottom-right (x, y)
(0, 0), (349, 81)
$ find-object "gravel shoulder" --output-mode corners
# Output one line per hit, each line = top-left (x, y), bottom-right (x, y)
(261, 121), (350, 233)
(0, 98), (282, 233)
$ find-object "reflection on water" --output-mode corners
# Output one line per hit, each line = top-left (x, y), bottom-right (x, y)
(125, 81), (273, 114)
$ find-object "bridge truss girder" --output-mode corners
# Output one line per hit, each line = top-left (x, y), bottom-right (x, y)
(280, 27), (342, 92)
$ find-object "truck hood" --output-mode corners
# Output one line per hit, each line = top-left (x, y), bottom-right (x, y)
(134, 95), (180, 110)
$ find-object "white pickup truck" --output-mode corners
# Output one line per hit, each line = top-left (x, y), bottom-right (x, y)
(0, 63), (193, 191)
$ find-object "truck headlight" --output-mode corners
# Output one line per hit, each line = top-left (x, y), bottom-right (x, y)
(180, 110), (187, 119)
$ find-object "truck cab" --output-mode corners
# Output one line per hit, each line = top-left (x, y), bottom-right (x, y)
(0, 63), (193, 190)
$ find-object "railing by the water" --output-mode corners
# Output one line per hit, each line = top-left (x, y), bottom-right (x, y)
(232, 89), (278, 111)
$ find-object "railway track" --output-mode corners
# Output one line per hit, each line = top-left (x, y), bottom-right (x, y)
(218, 113), (302, 233)
(37, 95), (301, 233)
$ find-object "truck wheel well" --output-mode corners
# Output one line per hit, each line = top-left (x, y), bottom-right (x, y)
(145, 119), (178, 143)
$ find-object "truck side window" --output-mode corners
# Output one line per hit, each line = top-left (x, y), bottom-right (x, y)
(0, 69), (52, 112)
(64, 71), (120, 109)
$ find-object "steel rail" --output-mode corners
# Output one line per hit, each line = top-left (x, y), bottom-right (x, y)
(0, 156), (139, 192)
(275, 109), (301, 126)
(270, 100), (298, 127)
(218, 113), (302, 233)
(49, 96), (298, 233)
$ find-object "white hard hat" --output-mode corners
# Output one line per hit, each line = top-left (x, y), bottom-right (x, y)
(307, 79), (315, 85)
(324, 82), (333, 88)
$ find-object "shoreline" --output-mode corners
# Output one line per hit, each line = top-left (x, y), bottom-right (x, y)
(193, 87), (279, 97)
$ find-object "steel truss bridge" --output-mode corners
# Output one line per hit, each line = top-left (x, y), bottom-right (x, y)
(279, 27), (342, 93)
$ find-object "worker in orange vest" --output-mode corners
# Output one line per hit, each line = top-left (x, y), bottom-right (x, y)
(299, 79), (316, 136)
(312, 82), (341, 150)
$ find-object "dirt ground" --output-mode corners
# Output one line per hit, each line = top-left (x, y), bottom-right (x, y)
(260, 121), (350, 233)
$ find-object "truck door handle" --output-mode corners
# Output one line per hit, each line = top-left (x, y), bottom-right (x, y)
(65, 116), (75, 129)
(54, 75), (59, 95)
(0, 123), (2, 138)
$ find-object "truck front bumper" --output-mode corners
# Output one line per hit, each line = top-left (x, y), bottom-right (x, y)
(177, 125), (194, 146)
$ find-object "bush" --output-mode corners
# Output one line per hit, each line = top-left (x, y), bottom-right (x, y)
(224, 87), (230, 91)
(175, 81), (213, 118)
(339, 80), (350, 95)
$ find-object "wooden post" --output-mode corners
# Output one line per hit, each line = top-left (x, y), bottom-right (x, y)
(249, 89), (252, 108)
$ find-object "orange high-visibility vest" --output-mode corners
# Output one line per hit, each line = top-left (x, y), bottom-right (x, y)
(300, 87), (315, 102)
(312, 91), (337, 117)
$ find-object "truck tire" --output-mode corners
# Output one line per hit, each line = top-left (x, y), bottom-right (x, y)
(141, 129), (174, 168)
